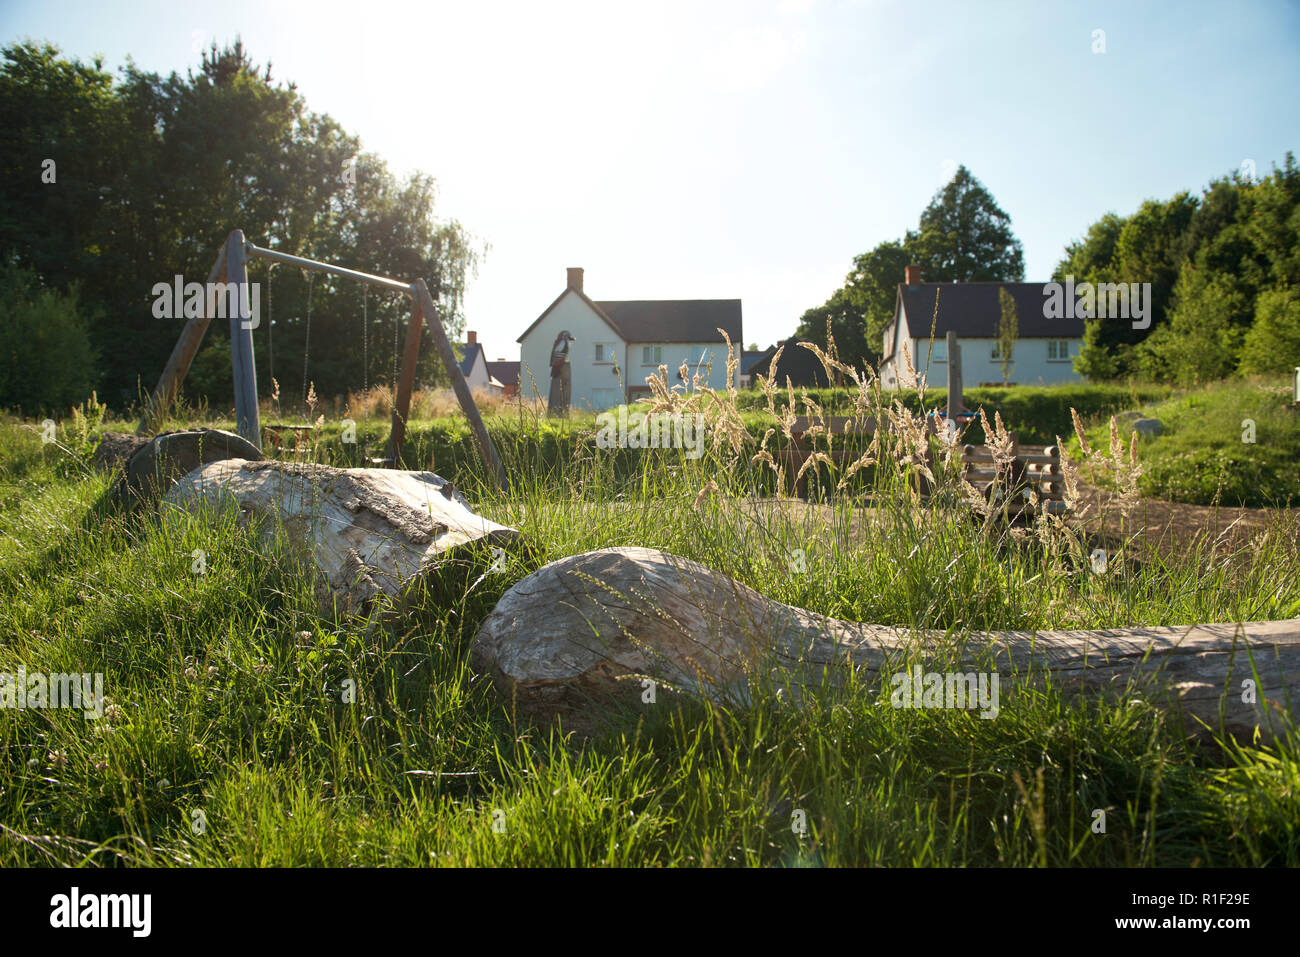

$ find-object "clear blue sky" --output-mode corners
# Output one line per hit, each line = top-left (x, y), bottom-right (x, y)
(4, 0), (1298, 355)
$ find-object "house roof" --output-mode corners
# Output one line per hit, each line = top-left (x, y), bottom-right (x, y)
(516, 287), (625, 344)
(517, 288), (742, 345)
(593, 300), (742, 344)
(486, 360), (519, 387)
(746, 338), (834, 388)
(459, 342), (485, 377)
(741, 348), (774, 374)
(892, 283), (1088, 346)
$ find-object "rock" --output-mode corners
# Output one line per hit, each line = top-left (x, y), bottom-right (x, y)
(1132, 417), (1164, 438)
(1114, 410), (1143, 427)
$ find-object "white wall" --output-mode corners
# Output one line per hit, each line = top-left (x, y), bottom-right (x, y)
(462, 351), (490, 390)
(519, 292), (627, 411)
(626, 341), (736, 396)
(881, 321), (912, 389)
(914, 338), (1083, 388)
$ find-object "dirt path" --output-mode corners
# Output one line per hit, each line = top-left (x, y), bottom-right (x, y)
(1074, 481), (1298, 554)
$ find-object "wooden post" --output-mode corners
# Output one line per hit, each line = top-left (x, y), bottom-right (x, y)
(408, 279), (507, 490)
(946, 331), (963, 419)
(384, 295), (425, 466)
(136, 242), (228, 434)
(226, 230), (261, 450)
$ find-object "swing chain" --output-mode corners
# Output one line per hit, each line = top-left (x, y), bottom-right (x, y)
(302, 271), (315, 406)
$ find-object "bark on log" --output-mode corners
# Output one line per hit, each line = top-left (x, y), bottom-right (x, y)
(163, 459), (519, 613)
(471, 547), (1300, 741)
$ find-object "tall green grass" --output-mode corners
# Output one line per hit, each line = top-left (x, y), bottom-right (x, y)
(0, 370), (1297, 867)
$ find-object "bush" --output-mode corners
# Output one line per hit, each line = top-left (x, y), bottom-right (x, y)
(1239, 287), (1300, 375)
(0, 263), (97, 415)
(1141, 445), (1295, 507)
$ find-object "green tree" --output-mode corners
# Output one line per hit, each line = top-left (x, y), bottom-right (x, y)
(795, 166), (1023, 372)
(0, 39), (480, 409)
(907, 165), (1024, 282)
(0, 264), (97, 414)
(1138, 260), (1249, 385)
(996, 287), (1019, 386)
(794, 240), (909, 370)
(1239, 287), (1300, 375)
(1063, 156), (1300, 382)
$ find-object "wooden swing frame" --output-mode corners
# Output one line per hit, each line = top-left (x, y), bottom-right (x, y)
(137, 229), (507, 489)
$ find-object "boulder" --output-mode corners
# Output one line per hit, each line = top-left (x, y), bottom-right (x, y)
(1132, 417), (1164, 438)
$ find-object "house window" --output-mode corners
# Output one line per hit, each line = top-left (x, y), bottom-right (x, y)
(930, 341), (946, 362)
(1048, 339), (1070, 361)
(641, 345), (663, 365)
(991, 342), (1002, 359)
(594, 342), (617, 363)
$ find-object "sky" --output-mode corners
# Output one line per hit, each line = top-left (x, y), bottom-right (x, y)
(4, 0), (1299, 357)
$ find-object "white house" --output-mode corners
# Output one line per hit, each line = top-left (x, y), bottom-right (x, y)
(458, 331), (504, 394)
(517, 268), (743, 411)
(879, 267), (1086, 389)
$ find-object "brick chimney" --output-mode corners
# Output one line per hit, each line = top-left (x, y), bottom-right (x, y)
(467, 330), (477, 345)
(567, 267), (584, 293)
(905, 265), (921, 286)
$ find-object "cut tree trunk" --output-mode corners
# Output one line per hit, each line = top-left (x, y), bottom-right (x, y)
(471, 547), (1300, 741)
(163, 459), (519, 613)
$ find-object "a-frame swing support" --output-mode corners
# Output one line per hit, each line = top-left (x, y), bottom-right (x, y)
(137, 229), (508, 491)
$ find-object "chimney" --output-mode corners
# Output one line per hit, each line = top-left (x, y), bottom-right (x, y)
(467, 330), (477, 345)
(567, 267), (584, 293)
(905, 265), (921, 286)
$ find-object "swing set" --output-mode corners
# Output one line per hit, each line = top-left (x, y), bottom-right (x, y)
(137, 229), (507, 489)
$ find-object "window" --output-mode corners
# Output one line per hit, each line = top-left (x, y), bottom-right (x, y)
(594, 342), (617, 363)
(1048, 339), (1070, 361)
(641, 345), (663, 365)
(930, 341), (946, 362)
(991, 342), (1001, 359)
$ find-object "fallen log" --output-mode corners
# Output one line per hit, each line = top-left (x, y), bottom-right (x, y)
(163, 458), (519, 613)
(471, 547), (1300, 741)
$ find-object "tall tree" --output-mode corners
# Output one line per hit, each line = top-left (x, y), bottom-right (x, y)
(907, 165), (1024, 282)
(795, 167), (1023, 372)
(0, 39), (479, 409)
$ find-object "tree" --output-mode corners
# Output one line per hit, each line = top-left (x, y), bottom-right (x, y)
(995, 287), (1019, 386)
(907, 165), (1024, 282)
(794, 167), (1023, 373)
(794, 240), (909, 370)
(1062, 157), (1300, 383)
(1239, 287), (1300, 376)
(0, 39), (480, 409)
(1138, 260), (1248, 385)
(0, 264), (97, 415)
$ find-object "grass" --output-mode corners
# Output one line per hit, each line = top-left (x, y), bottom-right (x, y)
(1067, 377), (1300, 507)
(1, 360), (1298, 867)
